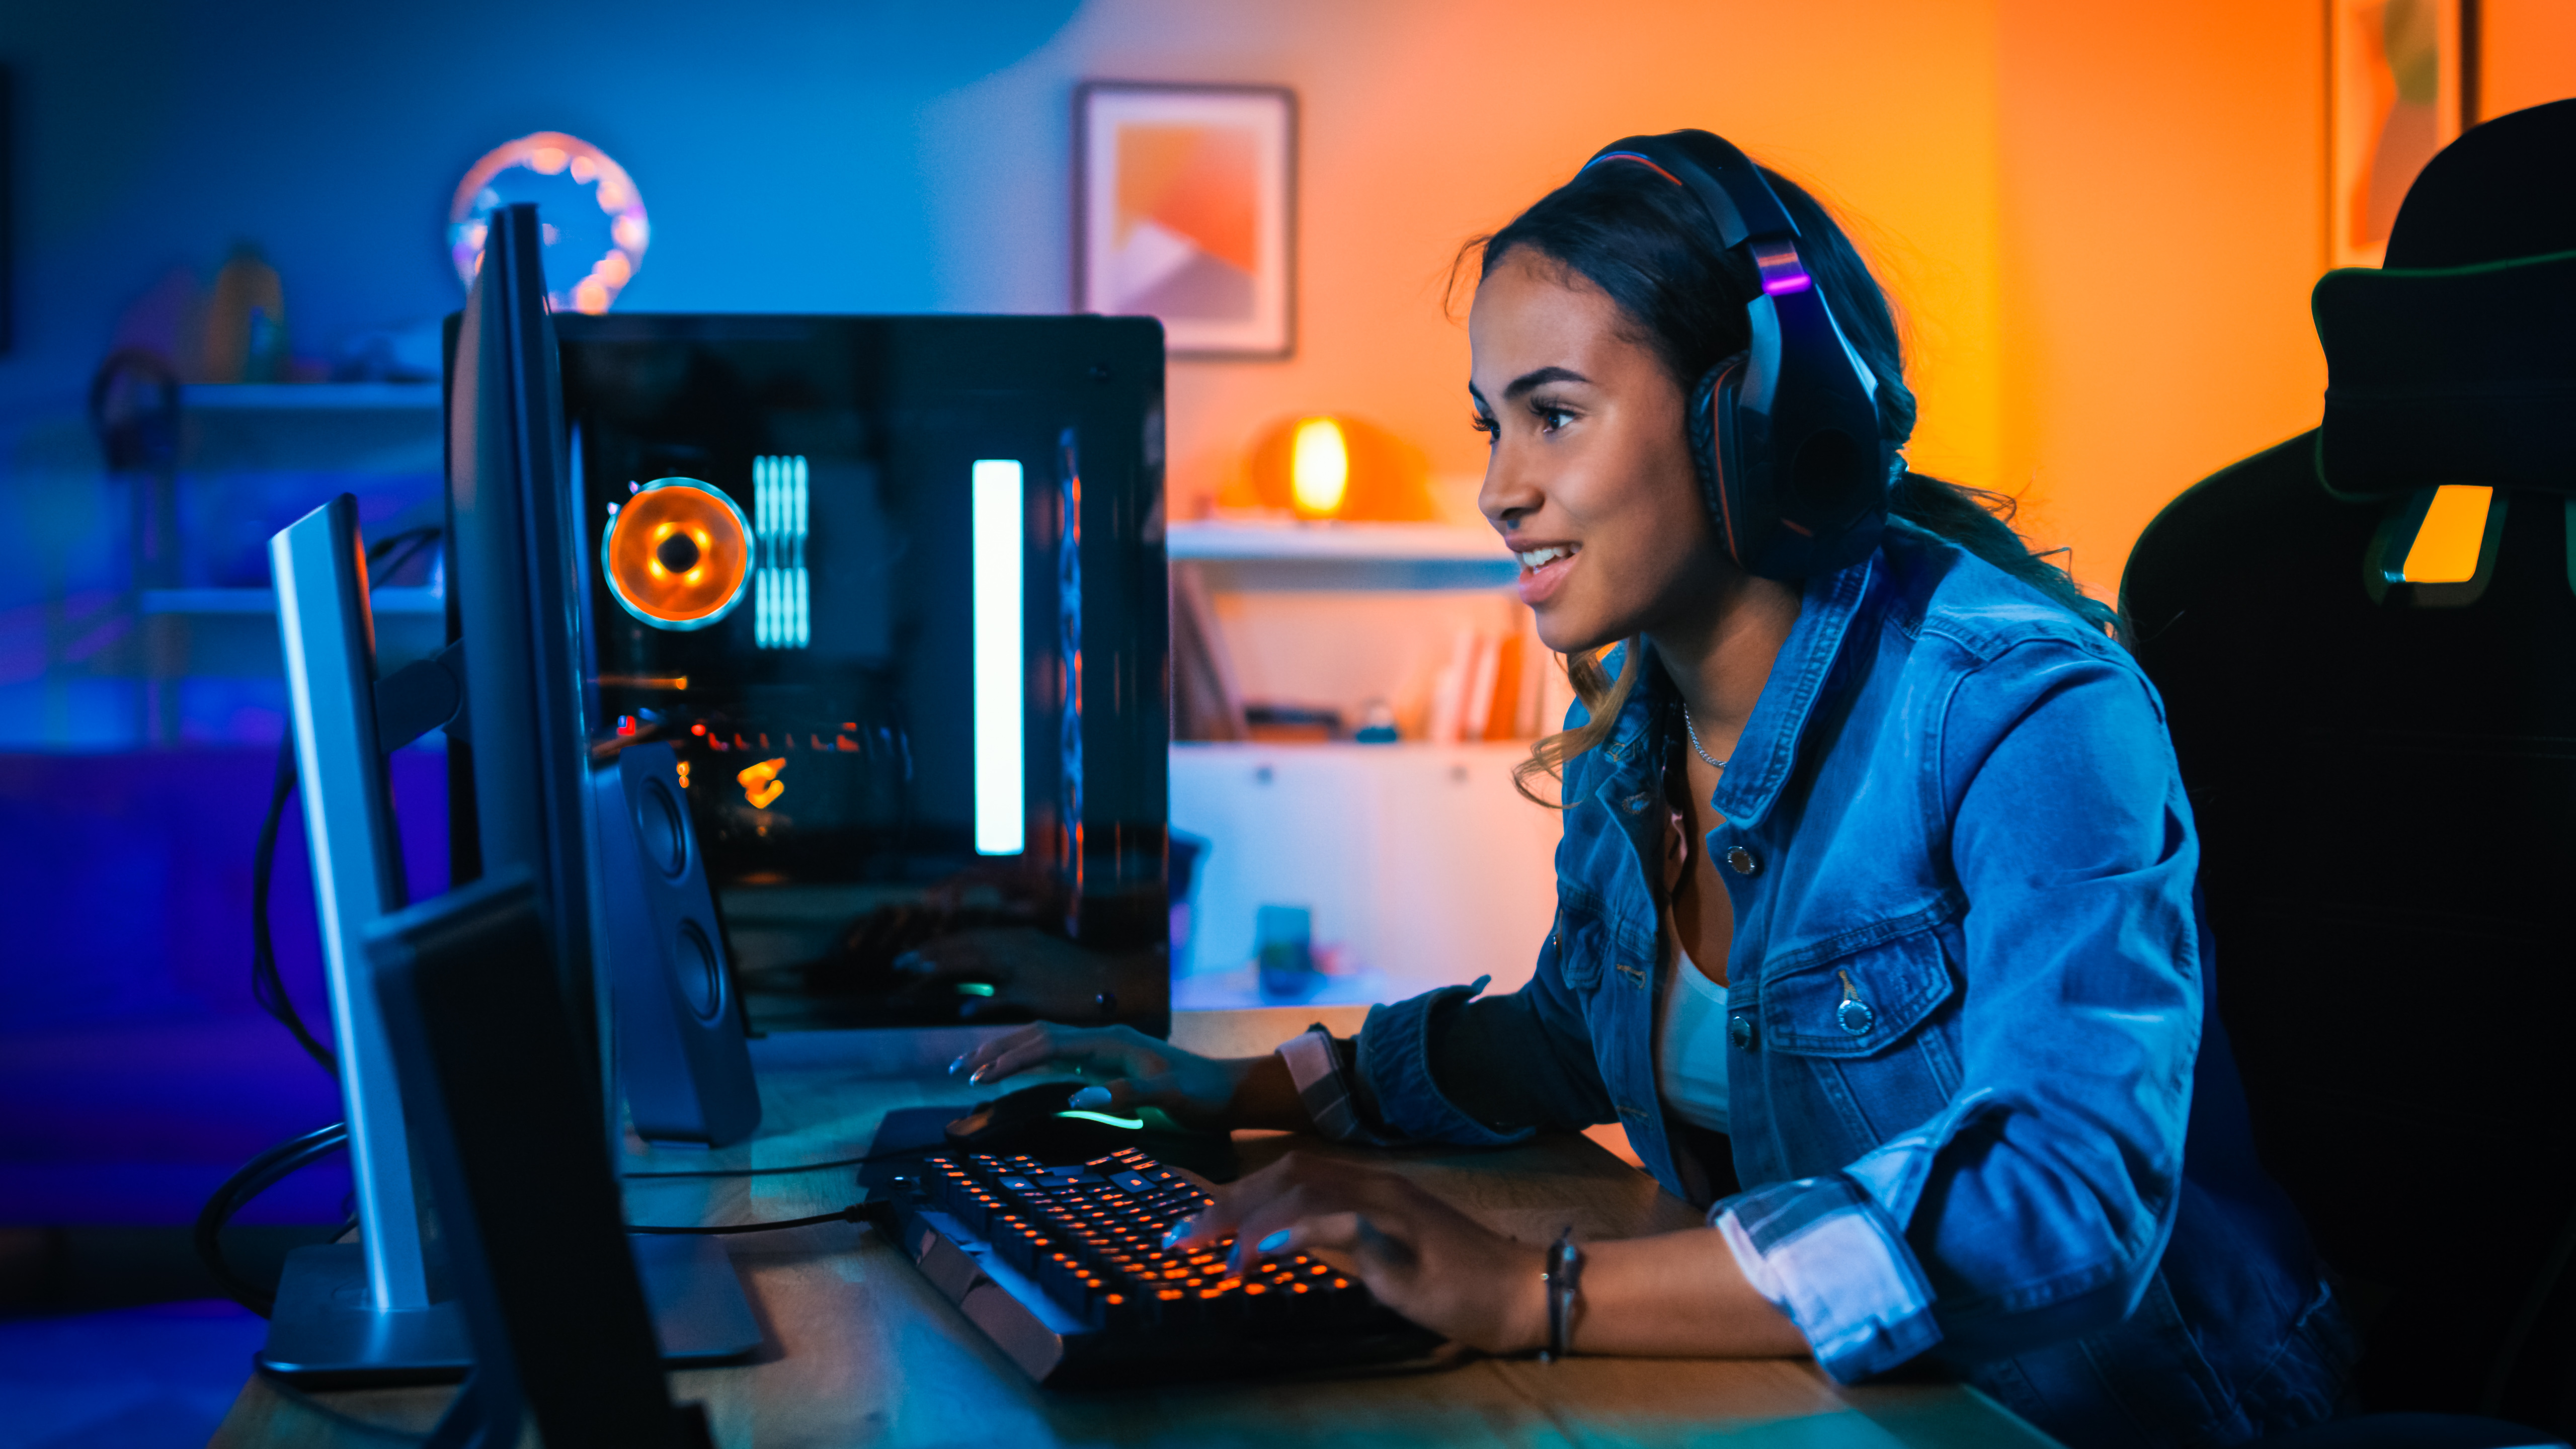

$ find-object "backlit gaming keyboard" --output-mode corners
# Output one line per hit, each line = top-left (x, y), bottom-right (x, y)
(882, 1146), (1440, 1385)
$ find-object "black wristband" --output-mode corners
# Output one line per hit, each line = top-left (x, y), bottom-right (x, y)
(1541, 1228), (1584, 1361)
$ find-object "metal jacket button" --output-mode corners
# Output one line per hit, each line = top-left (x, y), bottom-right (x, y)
(1726, 846), (1759, 875)
(1622, 792), (1650, 814)
(1727, 1014), (1755, 1051)
(1836, 969), (1875, 1035)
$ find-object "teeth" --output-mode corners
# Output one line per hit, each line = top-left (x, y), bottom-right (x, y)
(1516, 545), (1575, 570)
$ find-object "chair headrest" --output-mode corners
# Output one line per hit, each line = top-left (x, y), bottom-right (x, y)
(2388, 99), (2576, 269)
(2313, 249), (2576, 501)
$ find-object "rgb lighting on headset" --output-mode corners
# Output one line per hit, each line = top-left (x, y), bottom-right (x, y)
(601, 478), (752, 630)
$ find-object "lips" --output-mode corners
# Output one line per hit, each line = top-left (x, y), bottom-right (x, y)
(1511, 541), (1580, 606)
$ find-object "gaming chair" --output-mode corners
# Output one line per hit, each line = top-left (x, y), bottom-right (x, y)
(2123, 102), (2576, 1441)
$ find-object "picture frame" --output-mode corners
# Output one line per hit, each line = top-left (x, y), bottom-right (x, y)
(2328, 0), (2474, 270)
(1075, 83), (1295, 359)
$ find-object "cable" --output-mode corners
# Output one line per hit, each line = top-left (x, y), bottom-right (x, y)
(627, 1201), (895, 1236)
(364, 526), (441, 587)
(251, 525), (445, 1080)
(622, 1144), (937, 1180)
(195, 1121), (350, 1317)
(253, 732), (338, 1076)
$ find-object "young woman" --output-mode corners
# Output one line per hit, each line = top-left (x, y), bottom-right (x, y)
(954, 132), (2350, 1446)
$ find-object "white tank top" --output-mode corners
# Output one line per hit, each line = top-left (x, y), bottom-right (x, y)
(1656, 949), (1732, 1135)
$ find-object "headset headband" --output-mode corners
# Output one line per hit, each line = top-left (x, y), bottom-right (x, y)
(1583, 139), (1816, 298)
(1574, 131), (1892, 579)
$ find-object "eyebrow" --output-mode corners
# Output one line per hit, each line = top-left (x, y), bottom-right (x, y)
(1468, 365), (1593, 411)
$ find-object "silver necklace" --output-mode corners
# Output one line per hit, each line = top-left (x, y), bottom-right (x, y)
(1682, 704), (1728, 771)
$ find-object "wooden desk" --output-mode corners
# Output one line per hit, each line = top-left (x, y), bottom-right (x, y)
(210, 1028), (2060, 1448)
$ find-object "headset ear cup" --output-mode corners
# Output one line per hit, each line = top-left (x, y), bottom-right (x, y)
(1687, 355), (1746, 566)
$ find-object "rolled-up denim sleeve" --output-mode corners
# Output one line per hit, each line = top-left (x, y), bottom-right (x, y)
(1347, 914), (1621, 1144)
(1712, 1091), (1997, 1379)
(1716, 638), (2203, 1377)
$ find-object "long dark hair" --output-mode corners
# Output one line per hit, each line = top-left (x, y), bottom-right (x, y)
(1470, 153), (2121, 800)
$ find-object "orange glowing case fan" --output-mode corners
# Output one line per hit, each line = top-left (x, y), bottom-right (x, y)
(601, 479), (752, 630)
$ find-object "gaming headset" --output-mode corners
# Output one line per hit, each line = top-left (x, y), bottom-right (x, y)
(1579, 132), (1895, 580)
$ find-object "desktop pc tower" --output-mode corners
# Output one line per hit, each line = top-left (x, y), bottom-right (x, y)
(552, 312), (1172, 1034)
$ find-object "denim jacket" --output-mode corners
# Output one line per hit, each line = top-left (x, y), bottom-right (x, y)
(1339, 522), (2351, 1447)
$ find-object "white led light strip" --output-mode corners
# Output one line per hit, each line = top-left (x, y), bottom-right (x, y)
(972, 459), (1023, 856)
(753, 455), (809, 650)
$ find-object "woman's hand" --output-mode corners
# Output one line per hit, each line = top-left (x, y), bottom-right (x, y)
(1170, 1151), (1548, 1354)
(948, 1023), (1250, 1130)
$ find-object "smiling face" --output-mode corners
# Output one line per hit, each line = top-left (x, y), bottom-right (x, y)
(1472, 249), (1730, 655)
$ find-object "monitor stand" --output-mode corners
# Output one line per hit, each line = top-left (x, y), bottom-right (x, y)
(256, 1235), (760, 1384)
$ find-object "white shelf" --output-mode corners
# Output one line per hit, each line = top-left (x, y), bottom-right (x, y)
(1169, 520), (1503, 561)
(181, 382), (441, 412)
(140, 586), (445, 617)
(1168, 521), (1517, 591)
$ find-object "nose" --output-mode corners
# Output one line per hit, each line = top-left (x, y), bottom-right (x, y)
(1479, 443), (1541, 533)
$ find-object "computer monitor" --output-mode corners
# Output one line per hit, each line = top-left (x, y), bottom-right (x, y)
(267, 492), (436, 1320)
(553, 312), (1171, 1033)
(367, 869), (712, 1449)
(259, 205), (758, 1384)
(444, 200), (606, 1092)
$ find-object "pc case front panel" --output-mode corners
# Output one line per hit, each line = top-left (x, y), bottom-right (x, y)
(556, 315), (1168, 1034)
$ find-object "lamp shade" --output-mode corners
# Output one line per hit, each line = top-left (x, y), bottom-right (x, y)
(1224, 414), (1437, 521)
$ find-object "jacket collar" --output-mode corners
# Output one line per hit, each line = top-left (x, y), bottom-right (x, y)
(1579, 551), (1876, 827)
(1709, 553), (1874, 827)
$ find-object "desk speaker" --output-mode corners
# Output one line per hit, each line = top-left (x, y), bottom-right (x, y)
(592, 741), (761, 1145)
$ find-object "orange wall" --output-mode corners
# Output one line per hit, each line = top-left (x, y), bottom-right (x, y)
(2484, 0), (2576, 117)
(994, 0), (2541, 598)
(1005, 0), (2013, 525)
(1994, 1), (2329, 595)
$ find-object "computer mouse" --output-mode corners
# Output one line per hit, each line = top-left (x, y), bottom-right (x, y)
(940, 1080), (1240, 1180)
(944, 1079), (1085, 1148)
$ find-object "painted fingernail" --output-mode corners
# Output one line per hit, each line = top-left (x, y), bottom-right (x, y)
(1227, 1245), (1243, 1273)
(1068, 1085), (1111, 1109)
(1161, 1218), (1195, 1249)
(1256, 1230), (1290, 1253)
(947, 1054), (969, 1075)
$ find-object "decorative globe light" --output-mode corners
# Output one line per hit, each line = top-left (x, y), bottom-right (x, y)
(448, 132), (649, 314)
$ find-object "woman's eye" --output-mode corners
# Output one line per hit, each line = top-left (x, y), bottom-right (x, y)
(1533, 405), (1573, 433)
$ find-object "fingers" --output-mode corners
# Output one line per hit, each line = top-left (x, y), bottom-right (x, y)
(1063, 1077), (1138, 1113)
(947, 1024), (1051, 1083)
(1172, 1154), (1435, 1275)
(1061, 1072), (1179, 1115)
(1230, 1210), (1381, 1273)
(949, 1022), (1153, 1086)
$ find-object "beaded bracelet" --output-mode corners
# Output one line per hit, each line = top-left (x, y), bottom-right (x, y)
(1541, 1228), (1584, 1361)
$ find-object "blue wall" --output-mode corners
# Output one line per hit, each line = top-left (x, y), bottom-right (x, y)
(0, 0), (1099, 750)
(0, 0), (1096, 1222)
(2, 0), (1087, 410)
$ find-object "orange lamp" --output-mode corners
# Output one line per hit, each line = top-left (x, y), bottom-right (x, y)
(1223, 415), (1438, 521)
(601, 478), (752, 630)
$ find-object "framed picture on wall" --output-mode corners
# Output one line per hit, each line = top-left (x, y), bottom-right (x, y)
(1075, 83), (1295, 359)
(2329, 0), (2473, 270)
